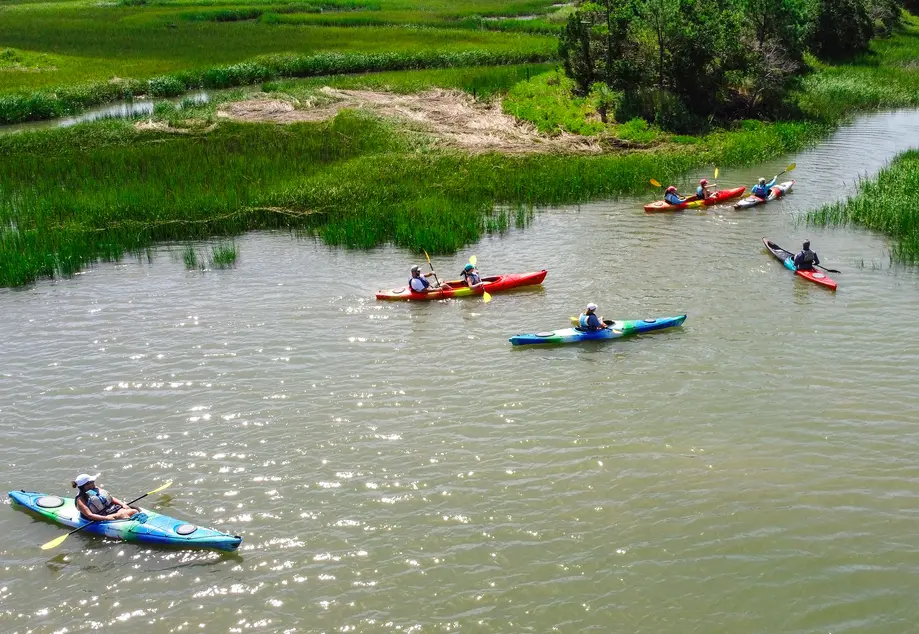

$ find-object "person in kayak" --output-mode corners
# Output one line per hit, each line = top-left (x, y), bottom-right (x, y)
(793, 240), (820, 271)
(409, 265), (450, 294)
(696, 179), (716, 200)
(578, 303), (610, 331)
(72, 473), (140, 522)
(664, 186), (688, 206)
(460, 263), (483, 290)
(751, 176), (777, 199)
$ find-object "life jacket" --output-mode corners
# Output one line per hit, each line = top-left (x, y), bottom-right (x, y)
(794, 250), (816, 269)
(664, 192), (682, 206)
(751, 185), (768, 198)
(409, 275), (429, 292)
(80, 488), (121, 516)
(463, 271), (481, 286)
(697, 186), (706, 199)
(578, 313), (591, 329)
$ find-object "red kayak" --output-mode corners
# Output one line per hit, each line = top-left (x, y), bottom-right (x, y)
(644, 186), (746, 213)
(762, 238), (837, 291)
(376, 270), (547, 301)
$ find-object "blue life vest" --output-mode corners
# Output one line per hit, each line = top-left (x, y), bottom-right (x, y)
(697, 186), (706, 199)
(463, 271), (481, 286)
(81, 488), (120, 515)
(579, 313), (602, 331)
(665, 192), (682, 206)
(409, 276), (430, 292)
(751, 185), (769, 198)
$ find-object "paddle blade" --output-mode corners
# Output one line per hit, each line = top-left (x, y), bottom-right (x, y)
(40, 533), (69, 551)
(786, 162), (796, 172)
(483, 291), (492, 304)
(650, 179), (662, 188)
(148, 480), (173, 496)
(422, 249), (432, 265)
(714, 167), (719, 179)
(469, 255), (477, 266)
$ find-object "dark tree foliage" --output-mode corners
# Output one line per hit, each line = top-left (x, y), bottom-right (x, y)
(868, 0), (904, 36)
(558, 0), (903, 129)
(810, 0), (874, 60)
(740, 0), (812, 63)
(558, 0), (642, 96)
(559, 13), (597, 95)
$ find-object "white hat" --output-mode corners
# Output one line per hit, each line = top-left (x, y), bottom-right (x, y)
(411, 265), (421, 273)
(73, 473), (100, 487)
(586, 303), (598, 311)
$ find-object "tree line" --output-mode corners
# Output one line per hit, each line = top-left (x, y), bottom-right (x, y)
(558, 0), (908, 131)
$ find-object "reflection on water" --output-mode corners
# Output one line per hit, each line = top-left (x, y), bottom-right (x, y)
(0, 90), (214, 135)
(0, 111), (918, 633)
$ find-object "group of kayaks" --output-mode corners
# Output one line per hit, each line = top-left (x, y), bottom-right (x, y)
(643, 181), (795, 213)
(376, 268), (688, 347)
(8, 171), (826, 553)
(642, 174), (836, 289)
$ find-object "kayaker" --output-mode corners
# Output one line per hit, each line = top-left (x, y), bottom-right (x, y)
(460, 263), (483, 290)
(72, 473), (140, 522)
(664, 186), (687, 206)
(793, 240), (820, 271)
(578, 303), (610, 331)
(751, 176), (777, 199)
(696, 179), (716, 200)
(409, 265), (450, 294)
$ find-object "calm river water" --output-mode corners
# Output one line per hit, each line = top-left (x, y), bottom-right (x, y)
(2, 111), (919, 633)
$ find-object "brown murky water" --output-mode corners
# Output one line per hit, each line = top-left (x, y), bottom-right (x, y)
(2, 111), (919, 633)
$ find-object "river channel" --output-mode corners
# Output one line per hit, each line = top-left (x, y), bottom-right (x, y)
(2, 110), (919, 633)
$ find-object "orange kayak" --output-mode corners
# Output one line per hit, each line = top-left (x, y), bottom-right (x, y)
(376, 270), (547, 301)
(644, 187), (746, 213)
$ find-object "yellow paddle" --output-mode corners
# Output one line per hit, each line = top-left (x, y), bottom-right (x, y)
(650, 178), (662, 188)
(40, 480), (173, 551)
(468, 255), (491, 303)
(422, 249), (446, 299)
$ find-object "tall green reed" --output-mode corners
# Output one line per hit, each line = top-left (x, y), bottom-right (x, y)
(807, 150), (919, 264)
(0, 111), (824, 287)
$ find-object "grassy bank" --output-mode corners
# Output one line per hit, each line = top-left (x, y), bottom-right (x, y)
(793, 13), (919, 123)
(0, 0), (561, 123)
(807, 151), (919, 263)
(0, 45), (555, 125)
(0, 111), (825, 287)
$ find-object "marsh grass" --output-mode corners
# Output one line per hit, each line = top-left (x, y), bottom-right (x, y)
(793, 14), (919, 122)
(807, 150), (919, 264)
(211, 242), (239, 267)
(0, 48), (555, 125)
(0, 110), (824, 287)
(183, 245), (201, 269)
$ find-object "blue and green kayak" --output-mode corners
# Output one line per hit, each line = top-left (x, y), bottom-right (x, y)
(9, 490), (242, 551)
(509, 315), (687, 346)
